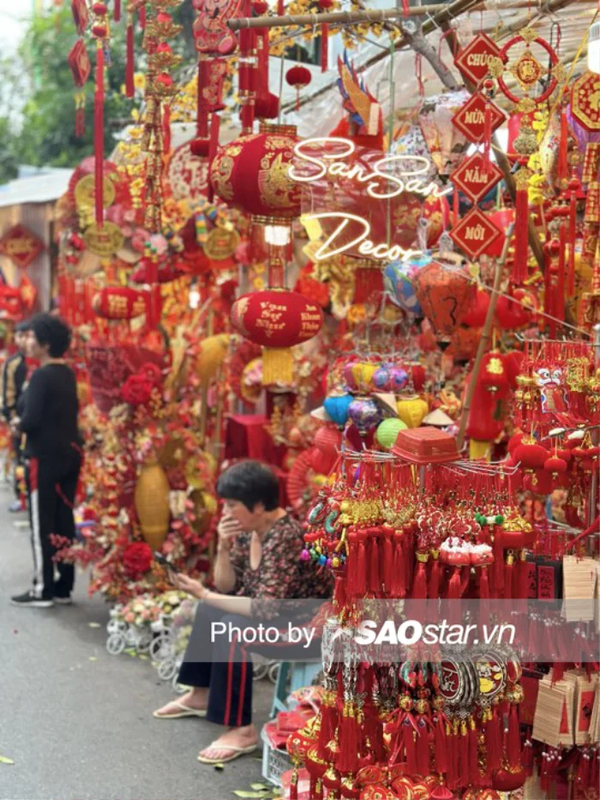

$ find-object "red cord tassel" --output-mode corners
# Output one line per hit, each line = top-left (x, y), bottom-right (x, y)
(317, 694), (337, 759)
(125, 18), (135, 98)
(504, 554), (515, 599)
(369, 535), (379, 594)
(163, 104), (171, 155)
(469, 719), (480, 787)
(411, 553), (428, 599)
(556, 222), (566, 324)
(114, 0), (121, 22)
(416, 722), (430, 776)
(513, 174), (529, 285)
(485, 709), (503, 773)
(278, 0), (284, 13)
(458, 722), (470, 781)
(568, 192), (577, 296)
(355, 534), (367, 597)
(139, 4), (146, 27)
(336, 704), (360, 774)
(289, 769), (299, 800)
(446, 725), (457, 789)
(391, 531), (405, 598)
(428, 551), (441, 598)
(507, 704), (521, 769)
(94, 41), (105, 228)
(434, 715), (448, 774)
(382, 528), (393, 594)
(321, 23), (328, 72)
(403, 720), (417, 774)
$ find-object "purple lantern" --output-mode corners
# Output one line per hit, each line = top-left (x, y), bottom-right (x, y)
(372, 367), (391, 391)
(348, 397), (383, 437)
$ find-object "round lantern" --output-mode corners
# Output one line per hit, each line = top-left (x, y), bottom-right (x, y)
(462, 289), (490, 328)
(230, 289), (324, 385)
(324, 393), (353, 427)
(210, 124), (301, 220)
(372, 366), (391, 390)
(412, 258), (476, 341)
(491, 767), (526, 792)
(397, 395), (429, 428)
(376, 418), (407, 449)
(311, 425), (341, 473)
(286, 65), (312, 110)
(92, 286), (148, 320)
(383, 260), (425, 315)
(348, 397), (383, 437)
(351, 362), (377, 393)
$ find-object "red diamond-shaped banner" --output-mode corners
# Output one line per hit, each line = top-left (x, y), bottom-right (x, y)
(0, 224), (44, 269)
(452, 94), (505, 144)
(454, 32), (501, 86)
(450, 152), (503, 204)
(450, 207), (503, 260)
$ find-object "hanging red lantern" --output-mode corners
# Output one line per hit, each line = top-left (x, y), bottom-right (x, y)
(495, 286), (537, 329)
(231, 289), (324, 385)
(310, 424), (341, 474)
(412, 258), (476, 340)
(92, 286), (148, 320)
(210, 124), (301, 220)
(462, 288), (490, 328)
(286, 65), (312, 110)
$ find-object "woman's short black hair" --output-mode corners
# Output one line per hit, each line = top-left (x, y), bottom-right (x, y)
(216, 461), (280, 512)
(30, 313), (72, 358)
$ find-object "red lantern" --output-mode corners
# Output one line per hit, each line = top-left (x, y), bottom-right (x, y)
(495, 286), (537, 329)
(513, 442), (549, 469)
(210, 124), (301, 220)
(92, 286), (148, 319)
(286, 65), (312, 110)
(231, 289), (323, 385)
(462, 289), (490, 328)
(311, 424), (341, 474)
(412, 258), (476, 340)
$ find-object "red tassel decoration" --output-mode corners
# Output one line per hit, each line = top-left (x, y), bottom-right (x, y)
(513, 170), (530, 285)
(391, 531), (405, 598)
(469, 718), (480, 787)
(507, 703), (522, 768)
(317, 692), (337, 759)
(346, 531), (357, 598)
(94, 41), (105, 227)
(139, 4), (146, 27)
(428, 550), (441, 598)
(503, 552), (515, 599)
(416, 723), (430, 776)
(446, 723), (458, 789)
(522, 738), (533, 771)
(434, 714), (448, 774)
(458, 721), (469, 781)
(369, 535), (379, 594)
(382, 527), (393, 594)
(321, 24), (328, 72)
(278, 0), (284, 13)
(125, 17), (135, 98)
(163, 104), (171, 155)
(336, 703), (360, 774)
(492, 528), (504, 597)
(403, 720), (418, 775)
(411, 552), (428, 599)
(483, 103), (492, 172)
(485, 708), (503, 773)
(568, 191), (577, 296)
(556, 221), (566, 325)
(517, 552), (529, 599)
(114, 0), (121, 22)
(355, 533), (367, 597)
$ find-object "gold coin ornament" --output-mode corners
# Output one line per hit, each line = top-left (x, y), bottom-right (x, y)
(83, 222), (125, 258)
(75, 174), (116, 211)
(203, 226), (240, 261)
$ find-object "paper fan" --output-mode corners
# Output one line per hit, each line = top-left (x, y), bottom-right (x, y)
(229, 339), (262, 405)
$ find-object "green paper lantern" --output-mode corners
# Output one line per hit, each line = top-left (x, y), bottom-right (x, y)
(375, 418), (408, 449)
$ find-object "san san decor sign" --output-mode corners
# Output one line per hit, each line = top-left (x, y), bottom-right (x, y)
(287, 137), (452, 263)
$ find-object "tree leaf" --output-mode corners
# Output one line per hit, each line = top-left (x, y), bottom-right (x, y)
(0, 756), (14, 765)
(250, 785), (268, 791)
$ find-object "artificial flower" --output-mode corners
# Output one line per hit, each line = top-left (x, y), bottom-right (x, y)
(123, 542), (153, 579)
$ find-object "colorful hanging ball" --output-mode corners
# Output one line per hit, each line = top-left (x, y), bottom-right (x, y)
(383, 261), (423, 316)
(372, 367), (391, 390)
(389, 367), (409, 391)
(285, 65), (312, 91)
(375, 418), (407, 449)
(348, 397), (383, 437)
(323, 393), (353, 427)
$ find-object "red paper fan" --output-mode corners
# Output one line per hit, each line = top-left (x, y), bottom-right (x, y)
(286, 450), (317, 511)
(228, 338), (262, 405)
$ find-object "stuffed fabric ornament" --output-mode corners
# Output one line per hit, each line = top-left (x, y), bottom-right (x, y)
(465, 352), (512, 460)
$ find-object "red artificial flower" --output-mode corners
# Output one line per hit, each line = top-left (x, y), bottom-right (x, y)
(121, 374), (154, 406)
(122, 542), (153, 578)
(137, 362), (163, 387)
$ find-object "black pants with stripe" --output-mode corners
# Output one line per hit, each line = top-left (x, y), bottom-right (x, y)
(178, 603), (321, 728)
(28, 452), (82, 600)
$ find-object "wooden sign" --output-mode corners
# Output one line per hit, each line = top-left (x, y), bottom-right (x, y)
(452, 93), (505, 144)
(0, 224), (44, 269)
(454, 32), (501, 86)
(451, 152), (503, 203)
(450, 207), (502, 259)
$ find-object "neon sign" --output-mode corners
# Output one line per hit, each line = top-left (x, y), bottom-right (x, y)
(289, 137), (452, 201)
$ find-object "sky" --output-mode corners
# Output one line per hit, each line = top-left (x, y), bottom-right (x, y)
(0, 0), (28, 53)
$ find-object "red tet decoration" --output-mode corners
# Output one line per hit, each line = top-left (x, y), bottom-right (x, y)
(450, 152), (502, 203)
(570, 71), (600, 132)
(452, 93), (505, 143)
(454, 32), (501, 86)
(92, 286), (148, 320)
(450, 207), (503, 260)
(0, 224), (44, 269)
(67, 39), (91, 87)
(412, 259), (476, 339)
(230, 289), (323, 385)
(71, 0), (90, 35)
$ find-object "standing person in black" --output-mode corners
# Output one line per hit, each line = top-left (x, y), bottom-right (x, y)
(1, 320), (30, 512)
(10, 314), (82, 608)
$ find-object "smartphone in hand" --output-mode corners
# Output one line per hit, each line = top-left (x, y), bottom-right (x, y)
(154, 552), (180, 574)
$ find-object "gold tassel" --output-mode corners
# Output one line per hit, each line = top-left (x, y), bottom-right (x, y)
(262, 347), (293, 385)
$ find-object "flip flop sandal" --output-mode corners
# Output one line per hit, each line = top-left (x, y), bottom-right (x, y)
(152, 700), (207, 719)
(197, 744), (258, 764)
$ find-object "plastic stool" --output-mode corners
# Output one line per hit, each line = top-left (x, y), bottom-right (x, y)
(270, 660), (321, 717)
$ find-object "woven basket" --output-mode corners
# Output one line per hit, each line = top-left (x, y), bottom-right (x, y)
(134, 459), (171, 551)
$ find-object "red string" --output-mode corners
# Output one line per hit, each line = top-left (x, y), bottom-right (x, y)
(94, 42), (105, 228)
(125, 17), (135, 98)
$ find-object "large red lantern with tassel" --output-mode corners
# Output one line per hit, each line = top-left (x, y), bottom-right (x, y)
(92, 286), (148, 320)
(210, 124), (301, 220)
(231, 289), (323, 385)
(286, 65), (312, 110)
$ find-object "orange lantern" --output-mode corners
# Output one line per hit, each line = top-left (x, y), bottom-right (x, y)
(92, 286), (148, 320)
(231, 289), (323, 385)
(412, 258), (475, 342)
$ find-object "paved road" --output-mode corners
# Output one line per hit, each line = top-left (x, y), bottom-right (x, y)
(0, 490), (272, 800)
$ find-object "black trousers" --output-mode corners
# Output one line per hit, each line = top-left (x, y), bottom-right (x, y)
(28, 451), (82, 600)
(178, 603), (321, 728)
(11, 434), (23, 501)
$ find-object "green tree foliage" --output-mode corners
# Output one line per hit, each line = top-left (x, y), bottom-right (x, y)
(1, 2), (196, 173)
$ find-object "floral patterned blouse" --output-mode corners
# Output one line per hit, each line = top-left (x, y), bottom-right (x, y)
(229, 514), (332, 617)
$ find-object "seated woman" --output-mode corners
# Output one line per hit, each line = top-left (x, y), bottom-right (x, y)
(153, 460), (331, 765)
